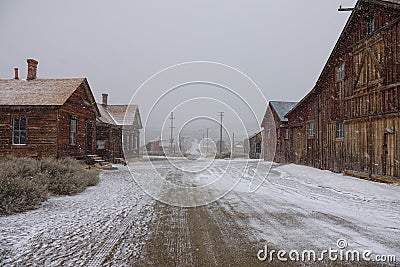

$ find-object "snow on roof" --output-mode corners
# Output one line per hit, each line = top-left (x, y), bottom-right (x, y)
(269, 101), (298, 122)
(381, 0), (400, 4)
(97, 104), (142, 128)
(0, 78), (85, 105)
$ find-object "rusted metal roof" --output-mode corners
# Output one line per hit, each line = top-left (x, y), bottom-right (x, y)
(0, 78), (86, 105)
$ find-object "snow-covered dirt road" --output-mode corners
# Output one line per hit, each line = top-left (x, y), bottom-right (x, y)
(1, 159), (399, 266)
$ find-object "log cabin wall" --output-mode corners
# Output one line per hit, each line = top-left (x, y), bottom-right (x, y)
(58, 81), (97, 158)
(0, 107), (58, 158)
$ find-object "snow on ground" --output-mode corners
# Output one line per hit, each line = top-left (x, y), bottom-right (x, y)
(0, 167), (154, 266)
(227, 161), (400, 258)
(0, 159), (399, 266)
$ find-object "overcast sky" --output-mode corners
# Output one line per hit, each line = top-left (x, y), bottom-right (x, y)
(0, 0), (358, 140)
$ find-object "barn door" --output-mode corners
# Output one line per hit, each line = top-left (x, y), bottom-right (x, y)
(383, 131), (395, 177)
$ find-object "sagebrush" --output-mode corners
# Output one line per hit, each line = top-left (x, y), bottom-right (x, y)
(0, 157), (99, 215)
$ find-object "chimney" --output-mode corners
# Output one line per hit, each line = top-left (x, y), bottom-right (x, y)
(14, 68), (19, 80)
(27, 58), (38, 80)
(102, 93), (108, 106)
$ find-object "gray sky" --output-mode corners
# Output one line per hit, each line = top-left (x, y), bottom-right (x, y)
(0, 0), (357, 141)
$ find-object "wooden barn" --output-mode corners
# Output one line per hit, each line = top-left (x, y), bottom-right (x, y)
(0, 59), (99, 159)
(286, 0), (400, 182)
(248, 131), (263, 159)
(96, 93), (142, 162)
(261, 101), (298, 163)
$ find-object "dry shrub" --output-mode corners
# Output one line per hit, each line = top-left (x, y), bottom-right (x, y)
(0, 157), (100, 215)
(0, 158), (48, 215)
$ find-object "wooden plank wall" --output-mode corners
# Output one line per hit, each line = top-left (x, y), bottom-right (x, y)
(58, 82), (97, 158)
(0, 108), (58, 158)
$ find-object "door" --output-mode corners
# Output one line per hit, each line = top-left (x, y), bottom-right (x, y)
(86, 119), (94, 155)
(383, 131), (395, 177)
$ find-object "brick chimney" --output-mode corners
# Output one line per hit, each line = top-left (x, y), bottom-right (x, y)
(102, 93), (108, 106)
(27, 58), (38, 80)
(14, 68), (19, 80)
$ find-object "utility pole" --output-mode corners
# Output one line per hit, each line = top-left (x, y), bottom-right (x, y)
(169, 112), (175, 155)
(218, 112), (224, 155)
(231, 132), (235, 159)
(206, 128), (209, 153)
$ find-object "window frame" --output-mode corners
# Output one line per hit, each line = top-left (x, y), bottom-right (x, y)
(70, 115), (77, 145)
(336, 122), (344, 140)
(255, 142), (261, 154)
(308, 122), (314, 138)
(13, 117), (27, 145)
(284, 128), (289, 140)
(97, 140), (105, 150)
(367, 16), (375, 35)
(337, 62), (345, 82)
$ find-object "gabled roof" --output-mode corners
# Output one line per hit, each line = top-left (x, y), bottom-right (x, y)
(97, 104), (142, 128)
(286, 0), (400, 118)
(0, 78), (85, 105)
(0, 78), (100, 116)
(269, 101), (298, 122)
(248, 131), (263, 140)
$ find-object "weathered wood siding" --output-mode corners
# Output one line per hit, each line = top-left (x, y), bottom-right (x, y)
(96, 123), (123, 162)
(262, 107), (277, 161)
(287, 0), (400, 181)
(0, 107), (58, 158)
(58, 82), (97, 158)
(249, 131), (263, 159)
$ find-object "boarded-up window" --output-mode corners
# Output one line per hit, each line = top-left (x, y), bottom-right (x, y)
(70, 117), (77, 145)
(13, 117), (26, 145)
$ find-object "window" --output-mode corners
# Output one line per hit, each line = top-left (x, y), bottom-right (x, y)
(70, 116), (77, 145)
(367, 16), (375, 35)
(337, 122), (344, 139)
(284, 128), (289, 140)
(256, 143), (261, 153)
(13, 117), (27, 145)
(337, 62), (345, 81)
(97, 140), (105, 149)
(308, 122), (314, 138)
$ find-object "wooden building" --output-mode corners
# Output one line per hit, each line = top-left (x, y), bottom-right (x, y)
(286, 0), (400, 181)
(96, 93), (142, 162)
(0, 59), (99, 159)
(248, 131), (263, 159)
(261, 101), (298, 163)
